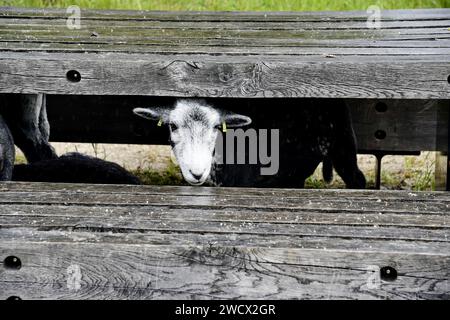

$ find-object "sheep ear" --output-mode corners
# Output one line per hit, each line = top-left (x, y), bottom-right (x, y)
(133, 107), (169, 123)
(223, 113), (252, 128)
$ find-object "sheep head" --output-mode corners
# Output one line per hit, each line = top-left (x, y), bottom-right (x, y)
(133, 99), (251, 185)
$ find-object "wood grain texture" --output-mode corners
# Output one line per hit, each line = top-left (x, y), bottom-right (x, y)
(0, 8), (449, 98)
(1, 7), (449, 21)
(0, 182), (449, 299)
(348, 99), (449, 152)
(0, 54), (449, 98)
(1, 243), (449, 300)
(2, 181), (450, 200)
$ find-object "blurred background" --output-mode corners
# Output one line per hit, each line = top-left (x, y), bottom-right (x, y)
(1, 0), (449, 11)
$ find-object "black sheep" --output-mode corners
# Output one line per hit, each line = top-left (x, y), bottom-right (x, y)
(215, 98), (366, 188)
(13, 152), (141, 185)
(1, 94), (57, 163)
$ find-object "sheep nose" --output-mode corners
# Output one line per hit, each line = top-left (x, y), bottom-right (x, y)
(189, 170), (203, 181)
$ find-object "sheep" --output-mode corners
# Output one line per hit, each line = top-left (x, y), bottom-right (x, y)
(217, 98), (367, 189)
(134, 99), (252, 185)
(12, 152), (141, 185)
(0, 114), (15, 181)
(0, 94), (139, 185)
(134, 98), (366, 189)
(1, 93), (57, 163)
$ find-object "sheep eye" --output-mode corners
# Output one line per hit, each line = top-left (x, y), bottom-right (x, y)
(169, 123), (178, 131)
(214, 124), (222, 130)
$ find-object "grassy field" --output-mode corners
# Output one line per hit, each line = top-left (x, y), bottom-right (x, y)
(1, 0), (449, 11)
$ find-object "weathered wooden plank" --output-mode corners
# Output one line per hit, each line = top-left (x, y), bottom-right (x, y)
(1, 204), (448, 228)
(1, 192), (446, 212)
(1, 226), (448, 255)
(1, 54), (449, 98)
(1, 183), (446, 258)
(0, 177), (447, 301)
(1, 206), (450, 242)
(1, 211), (449, 245)
(2, 25), (448, 41)
(1, 18), (449, 30)
(2, 37), (450, 49)
(1, 10), (447, 55)
(1, 213), (448, 242)
(1, 243), (448, 299)
(0, 26), (448, 51)
(2, 50), (447, 62)
(0, 26), (448, 40)
(2, 41), (450, 55)
(348, 99), (449, 152)
(0, 189), (449, 214)
(0, 183), (448, 244)
(2, 37), (449, 49)
(2, 181), (450, 201)
(1, 7), (449, 22)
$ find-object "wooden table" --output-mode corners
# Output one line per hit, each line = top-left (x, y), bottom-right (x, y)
(0, 7), (449, 188)
(0, 8), (449, 300)
(0, 182), (449, 299)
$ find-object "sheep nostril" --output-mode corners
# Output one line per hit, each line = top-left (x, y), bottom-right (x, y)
(190, 171), (203, 180)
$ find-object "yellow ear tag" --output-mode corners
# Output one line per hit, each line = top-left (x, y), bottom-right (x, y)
(157, 118), (163, 127)
(222, 122), (227, 133)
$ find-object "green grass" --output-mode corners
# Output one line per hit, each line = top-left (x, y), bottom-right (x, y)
(14, 154), (27, 165)
(131, 161), (186, 185)
(1, 0), (449, 11)
(404, 152), (435, 191)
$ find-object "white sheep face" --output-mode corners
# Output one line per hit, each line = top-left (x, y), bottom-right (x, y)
(169, 100), (221, 185)
(133, 99), (251, 186)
